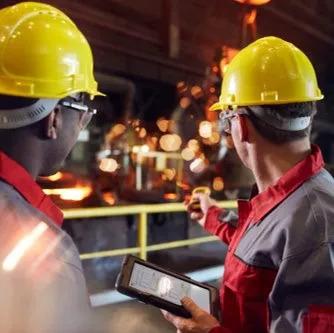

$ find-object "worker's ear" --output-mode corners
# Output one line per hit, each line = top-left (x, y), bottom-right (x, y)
(45, 106), (62, 140)
(236, 114), (249, 142)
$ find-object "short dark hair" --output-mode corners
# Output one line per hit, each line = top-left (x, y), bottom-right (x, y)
(247, 102), (317, 144)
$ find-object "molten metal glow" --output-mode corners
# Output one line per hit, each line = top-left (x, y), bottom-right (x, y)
(234, 0), (271, 5)
(43, 186), (92, 201)
(164, 193), (178, 200)
(102, 192), (116, 205)
(181, 148), (195, 161)
(213, 177), (225, 191)
(246, 9), (257, 24)
(45, 172), (63, 182)
(159, 134), (182, 152)
(99, 158), (119, 173)
(3, 222), (49, 272)
(199, 121), (213, 138)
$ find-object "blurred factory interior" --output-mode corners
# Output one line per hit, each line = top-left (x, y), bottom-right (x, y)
(2, 0), (334, 332)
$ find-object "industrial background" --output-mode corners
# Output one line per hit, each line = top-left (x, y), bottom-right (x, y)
(2, 1), (334, 332)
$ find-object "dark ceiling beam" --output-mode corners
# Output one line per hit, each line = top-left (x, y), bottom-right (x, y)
(161, 0), (180, 59)
(49, 0), (161, 46)
(263, 4), (334, 47)
(91, 38), (205, 77)
(290, 0), (334, 31)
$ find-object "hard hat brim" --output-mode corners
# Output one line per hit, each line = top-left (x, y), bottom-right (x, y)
(93, 91), (107, 98)
(209, 102), (223, 111)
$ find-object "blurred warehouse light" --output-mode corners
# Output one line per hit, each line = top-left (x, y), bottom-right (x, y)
(99, 158), (119, 173)
(160, 134), (182, 152)
(199, 121), (213, 138)
(190, 158), (206, 173)
(181, 147), (195, 161)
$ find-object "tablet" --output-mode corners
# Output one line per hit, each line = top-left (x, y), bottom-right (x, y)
(116, 255), (220, 318)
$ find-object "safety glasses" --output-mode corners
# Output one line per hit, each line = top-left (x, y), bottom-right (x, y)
(59, 96), (97, 129)
(219, 108), (249, 134)
(59, 100), (97, 115)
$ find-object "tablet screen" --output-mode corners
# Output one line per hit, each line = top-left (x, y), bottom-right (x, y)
(129, 263), (210, 312)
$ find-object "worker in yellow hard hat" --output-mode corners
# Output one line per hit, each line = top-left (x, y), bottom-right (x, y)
(163, 37), (334, 333)
(0, 2), (103, 332)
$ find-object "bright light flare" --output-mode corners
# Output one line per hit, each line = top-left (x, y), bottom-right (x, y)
(156, 118), (169, 132)
(164, 193), (178, 200)
(191, 85), (203, 99)
(209, 132), (221, 144)
(112, 124), (126, 136)
(139, 128), (147, 138)
(3, 222), (49, 272)
(199, 121), (213, 138)
(213, 177), (224, 191)
(158, 277), (172, 297)
(159, 134), (182, 152)
(234, 0), (271, 5)
(190, 158), (206, 173)
(187, 139), (200, 153)
(181, 148), (195, 161)
(179, 97), (191, 109)
(132, 145), (150, 154)
(46, 172), (63, 182)
(102, 192), (116, 205)
(99, 158), (119, 173)
(43, 186), (92, 201)
(162, 168), (176, 181)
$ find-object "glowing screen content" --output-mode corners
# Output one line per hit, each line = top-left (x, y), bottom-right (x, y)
(129, 263), (211, 313)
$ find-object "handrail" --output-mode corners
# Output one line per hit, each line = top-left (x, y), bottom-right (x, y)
(63, 201), (237, 260)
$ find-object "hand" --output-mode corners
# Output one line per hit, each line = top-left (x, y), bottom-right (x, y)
(185, 194), (218, 227)
(162, 297), (220, 333)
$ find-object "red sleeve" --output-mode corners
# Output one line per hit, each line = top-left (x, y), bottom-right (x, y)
(303, 305), (334, 333)
(209, 326), (232, 333)
(204, 206), (237, 245)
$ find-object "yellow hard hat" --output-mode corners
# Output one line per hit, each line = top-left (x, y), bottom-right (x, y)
(210, 36), (323, 111)
(0, 2), (103, 99)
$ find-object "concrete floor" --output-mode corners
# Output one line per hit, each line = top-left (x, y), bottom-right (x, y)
(93, 302), (176, 333)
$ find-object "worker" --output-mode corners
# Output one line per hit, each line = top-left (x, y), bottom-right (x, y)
(162, 36), (334, 333)
(0, 2), (102, 332)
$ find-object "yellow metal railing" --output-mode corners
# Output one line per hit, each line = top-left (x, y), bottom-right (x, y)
(63, 201), (237, 260)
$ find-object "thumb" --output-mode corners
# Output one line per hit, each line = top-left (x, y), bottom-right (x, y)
(191, 193), (204, 201)
(181, 297), (201, 316)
